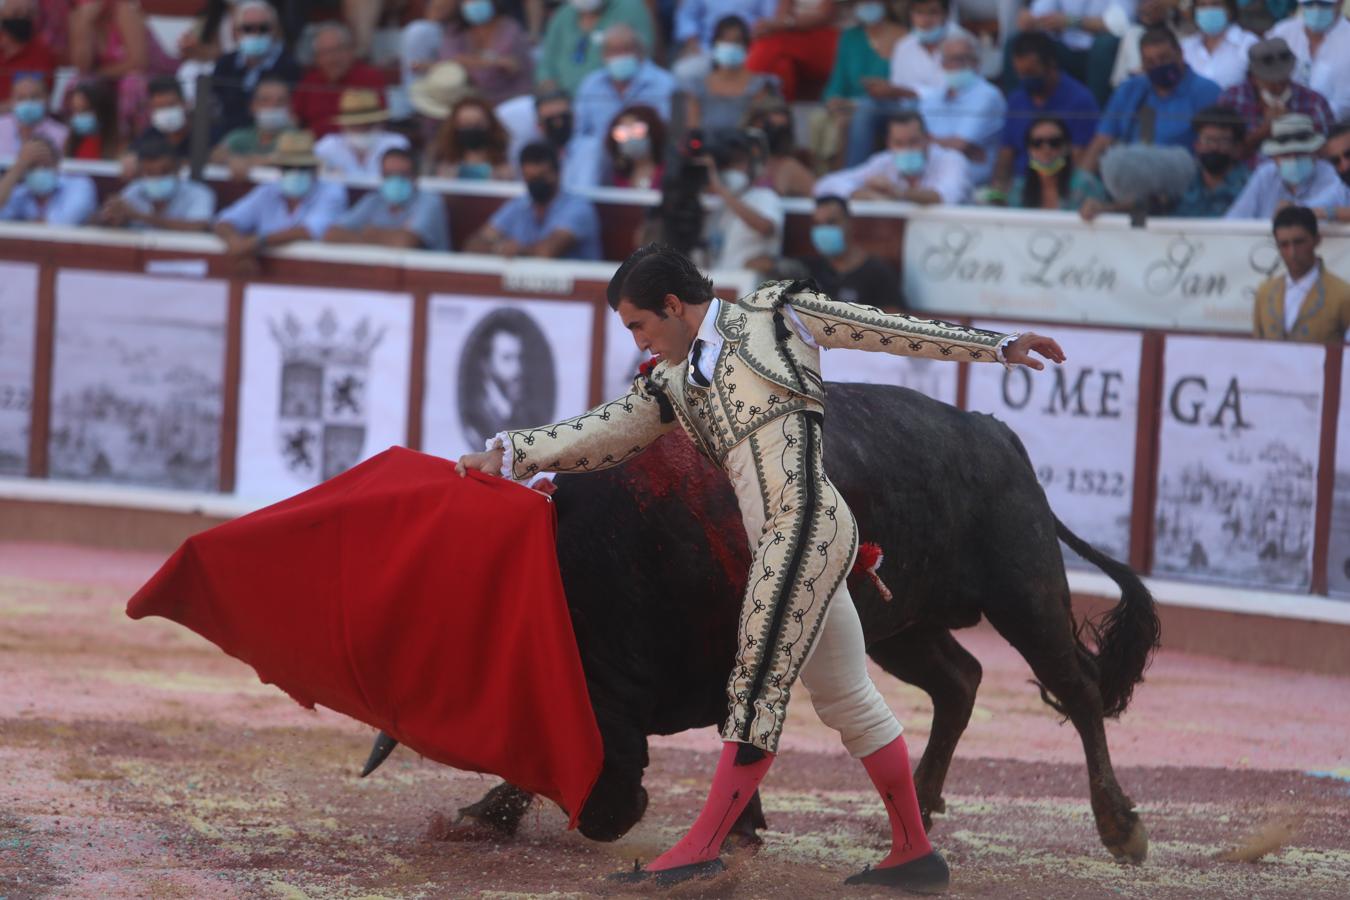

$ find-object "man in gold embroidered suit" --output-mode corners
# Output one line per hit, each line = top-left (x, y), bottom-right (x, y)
(459, 246), (1065, 893)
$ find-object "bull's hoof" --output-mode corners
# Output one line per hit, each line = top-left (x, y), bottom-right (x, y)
(919, 795), (946, 831)
(845, 851), (949, 894)
(1106, 818), (1149, 865)
(455, 784), (533, 837)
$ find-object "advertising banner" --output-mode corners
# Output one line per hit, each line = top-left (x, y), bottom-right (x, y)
(0, 262), (37, 476)
(1325, 359), (1350, 599)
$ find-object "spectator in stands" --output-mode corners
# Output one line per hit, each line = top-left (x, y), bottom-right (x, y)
(745, 0), (840, 102)
(1107, 0), (1178, 91)
(498, 88), (596, 188)
(815, 110), (972, 205)
(1012, 0), (1122, 104)
(68, 0), (176, 133)
(1008, 116), (1106, 210)
(401, 0), (457, 96)
(604, 105), (665, 188)
(1235, 0), (1296, 34)
(1267, 0), (1350, 122)
(96, 133), (215, 231)
(888, 0), (962, 95)
(0, 137), (96, 225)
(465, 141), (602, 259)
(64, 80), (121, 161)
(314, 89), (410, 179)
(537, 0), (654, 96)
(1324, 121), (1350, 190)
(1170, 106), (1248, 217)
(822, 0), (906, 168)
(0, 74), (65, 160)
(144, 76), (193, 157)
(993, 31), (1099, 196)
(1252, 205), (1350, 341)
(684, 15), (780, 135)
(671, 0), (775, 84)
(438, 0), (535, 106)
(1226, 113), (1350, 218)
(745, 103), (816, 197)
(1181, 0), (1255, 91)
(0, 0), (56, 104)
(214, 131), (349, 273)
(703, 132), (783, 273)
(324, 146), (450, 250)
(428, 95), (512, 179)
(1217, 38), (1335, 164)
(211, 0), (302, 139)
(211, 76), (298, 178)
(1080, 28), (1221, 174)
(294, 23), (387, 139)
(804, 194), (901, 308)
(919, 33), (1007, 186)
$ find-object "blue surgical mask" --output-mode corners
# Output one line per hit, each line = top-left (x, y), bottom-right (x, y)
(1278, 155), (1315, 185)
(279, 169), (314, 198)
(457, 160), (493, 179)
(914, 23), (947, 45)
(240, 34), (273, 58)
(811, 224), (846, 257)
(13, 99), (44, 126)
(617, 135), (651, 160)
(893, 148), (926, 175)
(381, 174), (414, 205)
(605, 53), (639, 82)
(141, 175), (178, 201)
(711, 41), (747, 68)
(24, 167), (57, 196)
(1301, 3), (1338, 32)
(856, 1), (886, 24)
(1194, 7), (1229, 35)
(462, 0), (494, 25)
(944, 68), (978, 92)
(70, 111), (98, 135)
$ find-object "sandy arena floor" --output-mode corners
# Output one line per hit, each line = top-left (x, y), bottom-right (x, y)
(2, 540), (1349, 899)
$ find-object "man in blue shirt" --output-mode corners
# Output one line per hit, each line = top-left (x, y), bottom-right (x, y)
(1081, 27), (1221, 173)
(324, 146), (450, 251)
(97, 134), (217, 231)
(0, 137), (96, 225)
(213, 130), (348, 274)
(465, 141), (602, 260)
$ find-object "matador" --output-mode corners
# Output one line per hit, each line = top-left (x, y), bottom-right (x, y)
(459, 246), (1065, 893)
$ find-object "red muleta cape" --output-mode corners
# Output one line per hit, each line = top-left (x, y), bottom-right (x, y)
(126, 446), (602, 826)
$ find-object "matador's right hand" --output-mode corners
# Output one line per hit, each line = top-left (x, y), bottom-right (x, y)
(456, 447), (505, 478)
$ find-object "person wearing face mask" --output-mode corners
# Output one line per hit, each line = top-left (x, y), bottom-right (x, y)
(1267, 0), (1350, 122)
(324, 147), (450, 250)
(1217, 38), (1334, 164)
(214, 131), (349, 275)
(888, 0), (970, 99)
(670, 0), (776, 85)
(313, 89), (410, 179)
(0, 137), (97, 225)
(141, 76), (193, 157)
(1011, 0), (1124, 105)
(1079, 27), (1220, 175)
(1170, 106), (1250, 217)
(917, 33), (1006, 186)
(1008, 116), (1106, 210)
(97, 134), (215, 232)
(67, 0), (177, 134)
(701, 133), (783, 273)
(428, 96), (513, 179)
(64, 80), (121, 161)
(499, 88), (592, 190)
(685, 15), (781, 133)
(816, 111), (972, 204)
(1181, 0), (1254, 90)
(1319, 122), (1350, 222)
(1252, 205), (1350, 341)
(804, 194), (901, 309)
(604, 105), (665, 188)
(745, 104), (817, 196)
(537, 0), (654, 96)
(465, 141), (602, 259)
(212, 76), (300, 179)
(438, 0), (534, 105)
(820, 0), (904, 167)
(0, 0), (56, 105)
(211, 0), (301, 140)
(0, 74), (67, 160)
(1225, 113), (1350, 219)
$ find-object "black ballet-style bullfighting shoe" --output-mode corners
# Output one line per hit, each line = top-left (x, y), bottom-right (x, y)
(844, 850), (950, 894)
(607, 857), (727, 887)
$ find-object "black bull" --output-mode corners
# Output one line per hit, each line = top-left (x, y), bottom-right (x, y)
(367, 383), (1161, 862)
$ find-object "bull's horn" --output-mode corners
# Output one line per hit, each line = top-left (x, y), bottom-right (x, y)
(360, 731), (399, 777)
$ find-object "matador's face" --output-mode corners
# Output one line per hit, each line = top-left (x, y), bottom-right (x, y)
(616, 296), (698, 368)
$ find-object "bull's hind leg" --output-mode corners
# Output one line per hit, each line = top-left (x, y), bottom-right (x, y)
(867, 628), (982, 830)
(983, 600), (1147, 863)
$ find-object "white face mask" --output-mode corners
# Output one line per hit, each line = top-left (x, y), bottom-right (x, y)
(151, 105), (187, 134)
(721, 169), (750, 194)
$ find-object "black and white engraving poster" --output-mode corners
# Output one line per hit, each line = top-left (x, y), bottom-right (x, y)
(968, 323), (1142, 564)
(0, 262), (37, 476)
(48, 271), (227, 490)
(1324, 360), (1350, 599)
(235, 284), (413, 501)
(1153, 336), (1323, 591)
(421, 295), (594, 463)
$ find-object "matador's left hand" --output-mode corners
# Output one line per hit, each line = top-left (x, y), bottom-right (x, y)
(1003, 332), (1066, 371)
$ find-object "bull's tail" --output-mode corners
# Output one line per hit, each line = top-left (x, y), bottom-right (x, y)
(1053, 518), (1161, 719)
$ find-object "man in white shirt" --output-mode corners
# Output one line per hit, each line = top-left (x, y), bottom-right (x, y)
(1267, 0), (1350, 122)
(313, 88), (410, 179)
(817, 111), (972, 205)
(918, 33), (1007, 185)
(704, 134), (784, 273)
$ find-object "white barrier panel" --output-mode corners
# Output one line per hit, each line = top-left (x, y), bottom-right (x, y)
(969, 322), (1142, 564)
(903, 211), (1350, 333)
(1327, 361), (1350, 599)
(235, 284), (414, 502)
(818, 345), (960, 405)
(49, 271), (228, 491)
(421, 294), (595, 463)
(1153, 336), (1324, 592)
(0, 262), (38, 476)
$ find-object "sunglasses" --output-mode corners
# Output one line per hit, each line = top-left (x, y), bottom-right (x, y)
(1028, 136), (1066, 149)
(1272, 130), (1318, 145)
(239, 23), (271, 34)
(1253, 50), (1294, 66)
(611, 121), (649, 143)
(1330, 150), (1350, 165)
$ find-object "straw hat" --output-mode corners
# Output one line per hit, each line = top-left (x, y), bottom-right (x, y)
(332, 89), (390, 127)
(408, 61), (471, 119)
(272, 130), (320, 167)
(1261, 113), (1326, 158)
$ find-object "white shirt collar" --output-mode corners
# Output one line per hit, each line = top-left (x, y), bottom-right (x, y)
(1285, 261), (1319, 293)
(694, 296), (723, 346)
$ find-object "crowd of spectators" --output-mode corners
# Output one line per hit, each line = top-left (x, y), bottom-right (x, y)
(1, 0), (1350, 288)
